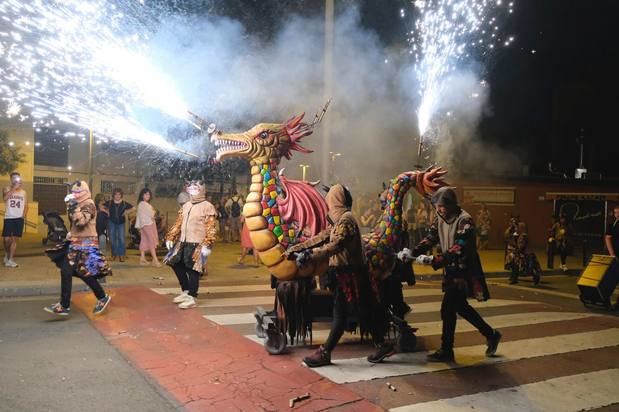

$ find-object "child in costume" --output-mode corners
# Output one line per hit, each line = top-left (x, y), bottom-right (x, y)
(44, 181), (112, 316)
(164, 180), (217, 309)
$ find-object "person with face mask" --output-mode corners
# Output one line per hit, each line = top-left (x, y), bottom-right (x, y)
(164, 180), (217, 309)
(413, 187), (501, 362)
(285, 184), (394, 368)
(44, 181), (112, 316)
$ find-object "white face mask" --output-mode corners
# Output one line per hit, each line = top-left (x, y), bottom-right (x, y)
(187, 185), (201, 196)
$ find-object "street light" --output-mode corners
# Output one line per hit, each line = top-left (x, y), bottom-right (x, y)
(329, 152), (341, 182)
(299, 164), (310, 181)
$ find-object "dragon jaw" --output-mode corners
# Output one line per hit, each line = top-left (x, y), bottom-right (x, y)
(211, 114), (313, 164)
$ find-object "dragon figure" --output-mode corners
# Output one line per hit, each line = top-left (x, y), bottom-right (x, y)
(211, 113), (447, 282)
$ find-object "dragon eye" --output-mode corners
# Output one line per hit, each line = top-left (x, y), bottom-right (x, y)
(259, 131), (269, 139)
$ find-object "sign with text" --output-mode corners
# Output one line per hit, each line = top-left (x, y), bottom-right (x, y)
(463, 187), (515, 206)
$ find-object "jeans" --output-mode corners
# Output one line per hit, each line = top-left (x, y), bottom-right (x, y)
(440, 286), (493, 350)
(60, 258), (106, 308)
(108, 222), (126, 257)
(98, 234), (107, 254)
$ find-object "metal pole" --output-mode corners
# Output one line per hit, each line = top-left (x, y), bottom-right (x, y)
(88, 129), (94, 190)
(322, 0), (334, 184)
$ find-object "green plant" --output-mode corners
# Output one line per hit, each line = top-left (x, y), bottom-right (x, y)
(0, 130), (25, 176)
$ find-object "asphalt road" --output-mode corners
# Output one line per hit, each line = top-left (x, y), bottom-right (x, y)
(0, 296), (178, 412)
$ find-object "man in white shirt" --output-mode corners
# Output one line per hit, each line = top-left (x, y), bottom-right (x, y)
(3, 172), (28, 267)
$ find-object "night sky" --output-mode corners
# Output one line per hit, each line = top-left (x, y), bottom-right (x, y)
(362, 0), (619, 178)
(201, 0), (619, 178)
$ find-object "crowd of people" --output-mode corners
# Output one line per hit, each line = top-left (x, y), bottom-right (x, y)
(3, 170), (618, 368)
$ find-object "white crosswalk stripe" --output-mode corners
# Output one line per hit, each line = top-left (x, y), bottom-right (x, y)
(390, 369), (619, 412)
(202, 298), (539, 324)
(244, 311), (600, 346)
(309, 328), (619, 383)
(153, 281), (619, 410)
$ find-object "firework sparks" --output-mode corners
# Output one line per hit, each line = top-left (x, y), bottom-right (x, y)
(409, 0), (514, 137)
(0, 0), (193, 154)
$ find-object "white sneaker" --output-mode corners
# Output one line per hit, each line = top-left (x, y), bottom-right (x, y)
(173, 291), (190, 303)
(561, 264), (568, 272)
(5, 260), (18, 268)
(178, 296), (197, 309)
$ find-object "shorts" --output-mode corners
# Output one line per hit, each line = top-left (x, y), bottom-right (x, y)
(2, 218), (24, 237)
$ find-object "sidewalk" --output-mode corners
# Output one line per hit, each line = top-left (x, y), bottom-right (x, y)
(0, 233), (584, 297)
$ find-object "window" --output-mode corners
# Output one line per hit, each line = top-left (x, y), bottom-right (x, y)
(34, 128), (69, 167)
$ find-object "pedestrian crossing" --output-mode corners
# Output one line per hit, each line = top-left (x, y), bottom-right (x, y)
(151, 282), (619, 411)
(390, 369), (619, 412)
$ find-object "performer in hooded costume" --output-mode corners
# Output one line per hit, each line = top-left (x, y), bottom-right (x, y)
(285, 184), (394, 368)
(413, 187), (500, 362)
(164, 180), (217, 309)
(44, 181), (112, 316)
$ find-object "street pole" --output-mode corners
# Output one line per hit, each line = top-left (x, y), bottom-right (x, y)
(88, 129), (94, 190)
(322, 0), (334, 184)
(300, 164), (310, 181)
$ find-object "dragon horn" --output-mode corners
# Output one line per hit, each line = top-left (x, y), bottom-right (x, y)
(286, 113), (305, 131)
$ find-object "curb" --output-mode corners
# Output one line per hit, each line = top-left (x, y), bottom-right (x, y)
(0, 270), (582, 298)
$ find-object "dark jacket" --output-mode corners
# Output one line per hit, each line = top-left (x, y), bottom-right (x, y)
(413, 209), (490, 301)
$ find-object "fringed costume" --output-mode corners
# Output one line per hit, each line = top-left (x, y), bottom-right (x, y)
(44, 181), (111, 315)
(164, 181), (217, 308)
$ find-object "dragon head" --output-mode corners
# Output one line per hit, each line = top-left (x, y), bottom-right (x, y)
(211, 113), (313, 164)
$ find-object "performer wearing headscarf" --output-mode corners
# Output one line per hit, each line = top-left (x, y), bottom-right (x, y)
(413, 187), (500, 362)
(285, 184), (394, 368)
(44, 181), (112, 316)
(164, 180), (217, 309)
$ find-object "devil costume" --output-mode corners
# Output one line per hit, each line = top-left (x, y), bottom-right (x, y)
(505, 221), (542, 284)
(44, 181), (112, 316)
(286, 184), (394, 367)
(413, 187), (500, 362)
(164, 180), (217, 309)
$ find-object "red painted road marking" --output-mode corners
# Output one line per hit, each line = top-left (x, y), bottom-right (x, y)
(73, 287), (382, 411)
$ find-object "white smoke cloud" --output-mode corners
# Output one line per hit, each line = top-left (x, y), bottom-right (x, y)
(139, 7), (521, 188)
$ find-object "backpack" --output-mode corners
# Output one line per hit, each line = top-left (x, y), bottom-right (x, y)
(230, 197), (241, 218)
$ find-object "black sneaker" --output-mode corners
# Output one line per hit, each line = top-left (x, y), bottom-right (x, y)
(44, 303), (70, 316)
(93, 295), (112, 315)
(486, 329), (502, 357)
(302, 346), (331, 368)
(367, 342), (395, 363)
(427, 348), (455, 362)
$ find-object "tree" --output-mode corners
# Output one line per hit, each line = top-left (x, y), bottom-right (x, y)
(0, 130), (25, 176)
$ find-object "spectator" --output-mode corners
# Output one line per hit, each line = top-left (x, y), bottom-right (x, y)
(505, 220), (542, 285)
(546, 215), (559, 269)
(225, 191), (244, 242)
(549, 214), (572, 271)
(177, 183), (190, 207)
(3, 172), (27, 268)
(105, 188), (133, 262)
(605, 205), (619, 258)
(405, 205), (416, 246)
(238, 215), (258, 265)
(415, 203), (429, 245)
(95, 194), (109, 254)
(135, 188), (161, 267)
(217, 197), (229, 242)
(476, 203), (492, 250)
(360, 201), (380, 232)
